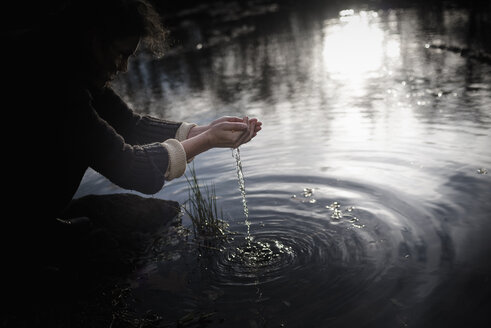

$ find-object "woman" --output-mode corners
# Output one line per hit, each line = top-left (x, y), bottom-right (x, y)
(4, 0), (261, 276)
(7, 0), (261, 221)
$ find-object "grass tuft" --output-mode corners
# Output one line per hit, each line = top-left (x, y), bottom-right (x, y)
(183, 164), (230, 242)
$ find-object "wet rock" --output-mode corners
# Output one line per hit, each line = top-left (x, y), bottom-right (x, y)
(57, 193), (181, 278)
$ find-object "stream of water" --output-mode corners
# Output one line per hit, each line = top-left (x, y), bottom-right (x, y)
(233, 147), (251, 244)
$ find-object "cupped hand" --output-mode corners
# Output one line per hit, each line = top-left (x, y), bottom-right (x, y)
(187, 116), (244, 138)
(214, 116), (262, 135)
(234, 116), (260, 147)
(188, 115), (262, 142)
(206, 121), (249, 148)
(181, 116), (263, 160)
(209, 116), (245, 126)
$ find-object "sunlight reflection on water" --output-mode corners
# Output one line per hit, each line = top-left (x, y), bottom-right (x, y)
(323, 10), (386, 81)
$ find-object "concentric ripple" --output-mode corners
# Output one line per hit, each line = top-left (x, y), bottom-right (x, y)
(209, 185), (438, 327)
(129, 173), (455, 328)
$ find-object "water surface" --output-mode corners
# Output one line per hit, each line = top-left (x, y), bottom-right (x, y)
(76, 1), (491, 327)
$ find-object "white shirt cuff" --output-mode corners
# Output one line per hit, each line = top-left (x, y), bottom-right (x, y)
(175, 122), (197, 141)
(162, 139), (187, 181)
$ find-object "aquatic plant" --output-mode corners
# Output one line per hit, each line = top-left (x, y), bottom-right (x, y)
(183, 164), (230, 241)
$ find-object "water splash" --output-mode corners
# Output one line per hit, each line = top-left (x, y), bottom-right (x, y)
(231, 148), (295, 270)
(233, 148), (252, 244)
(303, 188), (314, 197)
(326, 201), (363, 228)
(477, 168), (488, 175)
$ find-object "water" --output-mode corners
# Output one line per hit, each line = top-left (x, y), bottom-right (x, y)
(75, 0), (491, 327)
(233, 147), (251, 244)
(230, 146), (294, 274)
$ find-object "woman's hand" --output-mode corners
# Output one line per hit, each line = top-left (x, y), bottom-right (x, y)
(213, 116), (262, 140)
(207, 116), (262, 148)
(181, 116), (262, 160)
(206, 121), (250, 148)
(210, 116), (245, 126)
(187, 116), (262, 140)
(181, 121), (247, 160)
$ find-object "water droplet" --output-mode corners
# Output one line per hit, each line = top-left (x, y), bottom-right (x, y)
(477, 168), (488, 175)
(327, 201), (340, 210)
(303, 188), (314, 197)
(331, 209), (343, 220)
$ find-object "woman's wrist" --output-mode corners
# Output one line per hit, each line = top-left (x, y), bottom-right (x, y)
(181, 130), (213, 160)
(187, 124), (210, 139)
(203, 129), (214, 149)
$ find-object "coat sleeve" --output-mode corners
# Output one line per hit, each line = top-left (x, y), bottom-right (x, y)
(71, 95), (172, 194)
(92, 87), (195, 145)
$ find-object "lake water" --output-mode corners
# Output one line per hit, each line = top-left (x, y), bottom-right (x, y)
(75, 0), (491, 327)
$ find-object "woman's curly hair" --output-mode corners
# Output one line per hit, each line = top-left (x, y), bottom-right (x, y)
(59, 0), (168, 58)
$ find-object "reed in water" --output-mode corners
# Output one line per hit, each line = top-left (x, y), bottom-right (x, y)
(184, 164), (229, 240)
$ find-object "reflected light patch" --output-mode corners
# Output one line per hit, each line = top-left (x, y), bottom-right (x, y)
(323, 11), (384, 80)
(339, 9), (355, 17)
(386, 39), (401, 58)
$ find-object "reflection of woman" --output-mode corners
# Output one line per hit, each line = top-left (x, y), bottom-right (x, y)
(8, 0), (261, 222)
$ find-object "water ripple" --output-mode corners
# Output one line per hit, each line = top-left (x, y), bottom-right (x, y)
(146, 173), (447, 326)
